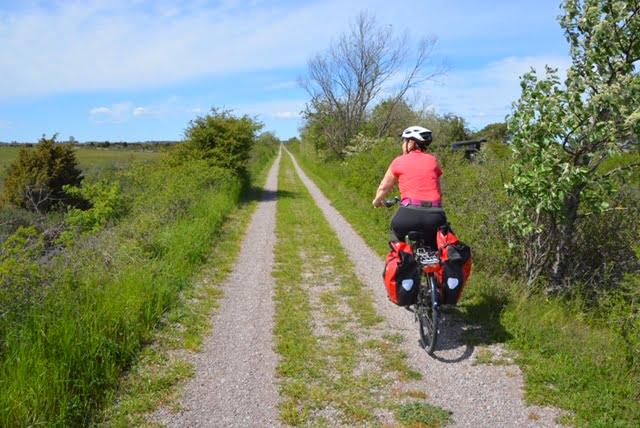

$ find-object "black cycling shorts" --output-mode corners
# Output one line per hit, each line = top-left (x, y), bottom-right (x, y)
(390, 205), (447, 249)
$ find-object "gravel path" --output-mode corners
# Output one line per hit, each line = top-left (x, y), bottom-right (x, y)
(286, 149), (564, 427)
(155, 150), (283, 428)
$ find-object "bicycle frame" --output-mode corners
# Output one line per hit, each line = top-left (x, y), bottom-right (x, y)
(406, 238), (441, 354)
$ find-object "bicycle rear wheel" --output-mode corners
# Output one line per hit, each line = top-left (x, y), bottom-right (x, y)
(418, 275), (439, 354)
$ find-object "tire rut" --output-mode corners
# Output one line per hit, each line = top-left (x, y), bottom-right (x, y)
(153, 149), (283, 428)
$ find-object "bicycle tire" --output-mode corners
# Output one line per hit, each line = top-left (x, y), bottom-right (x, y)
(418, 274), (439, 354)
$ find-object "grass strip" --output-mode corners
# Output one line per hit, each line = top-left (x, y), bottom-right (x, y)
(273, 154), (449, 427)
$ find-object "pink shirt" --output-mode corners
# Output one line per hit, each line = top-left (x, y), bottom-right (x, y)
(389, 150), (442, 203)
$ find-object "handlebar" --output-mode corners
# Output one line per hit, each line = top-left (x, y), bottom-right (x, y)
(383, 196), (401, 208)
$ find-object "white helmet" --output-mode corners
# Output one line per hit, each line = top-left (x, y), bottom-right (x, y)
(401, 126), (432, 145)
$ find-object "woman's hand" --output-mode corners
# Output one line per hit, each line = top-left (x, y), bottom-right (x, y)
(372, 197), (384, 208)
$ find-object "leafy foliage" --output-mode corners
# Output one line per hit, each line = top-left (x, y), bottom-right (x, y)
(367, 98), (421, 138)
(58, 180), (127, 243)
(471, 122), (509, 145)
(1, 135), (84, 213)
(169, 109), (262, 174)
(505, 0), (640, 291)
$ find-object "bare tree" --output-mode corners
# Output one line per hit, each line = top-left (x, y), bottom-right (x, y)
(301, 12), (443, 156)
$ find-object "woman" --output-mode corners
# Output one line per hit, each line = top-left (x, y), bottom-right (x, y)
(372, 125), (447, 249)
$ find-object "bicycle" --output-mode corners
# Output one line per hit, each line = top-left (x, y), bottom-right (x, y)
(384, 197), (441, 354)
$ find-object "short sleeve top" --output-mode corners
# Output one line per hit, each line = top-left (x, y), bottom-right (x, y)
(389, 150), (442, 203)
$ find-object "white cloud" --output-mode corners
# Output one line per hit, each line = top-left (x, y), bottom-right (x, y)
(423, 55), (571, 129)
(133, 107), (152, 116)
(90, 99), (175, 123)
(89, 102), (134, 123)
(89, 107), (111, 115)
(232, 99), (305, 121)
(0, 0), (376, 99)
(273, 111), (300, 119)
(265, 80), (299, 91)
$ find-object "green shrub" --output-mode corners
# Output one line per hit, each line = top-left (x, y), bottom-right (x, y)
(58, 180), (127, 243)
(1, 135), (84, 213)
(169, 109), (262, 174)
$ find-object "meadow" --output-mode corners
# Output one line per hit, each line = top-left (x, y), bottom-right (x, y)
(0, 145), (163, 188)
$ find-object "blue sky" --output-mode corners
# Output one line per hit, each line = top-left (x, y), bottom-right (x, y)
(0, 0), (571, 142)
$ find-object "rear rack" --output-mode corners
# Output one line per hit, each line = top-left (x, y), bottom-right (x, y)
(414, 247), (439, 266)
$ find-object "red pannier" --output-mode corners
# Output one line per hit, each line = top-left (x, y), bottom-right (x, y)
(436, 226), (472, 305)
(383, 241), (420, 306)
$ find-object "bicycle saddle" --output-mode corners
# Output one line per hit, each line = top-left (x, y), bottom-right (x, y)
(406, 231), (425, 241)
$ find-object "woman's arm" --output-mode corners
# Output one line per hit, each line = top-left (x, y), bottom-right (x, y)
(372, 167), (396, 207)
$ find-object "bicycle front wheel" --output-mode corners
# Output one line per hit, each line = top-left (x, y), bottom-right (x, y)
(418, 275), (439, 354)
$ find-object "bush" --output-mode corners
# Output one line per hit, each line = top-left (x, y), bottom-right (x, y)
(169, 109), (262, 174)
(1, 135), (84, 213)
(57, 181), (128, 244)
(0, 205), (40, 243)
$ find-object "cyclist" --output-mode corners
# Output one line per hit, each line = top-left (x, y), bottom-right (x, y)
(372, 126), (447, 249)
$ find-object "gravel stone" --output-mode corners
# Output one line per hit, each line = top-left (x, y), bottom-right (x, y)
(154, 150), (283, 428)
(286, 150), (565, 427)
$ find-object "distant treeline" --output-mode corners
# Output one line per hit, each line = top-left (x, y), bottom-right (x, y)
(0, 140), (179, 149)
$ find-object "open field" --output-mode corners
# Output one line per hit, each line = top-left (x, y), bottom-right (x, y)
(0, 145), (164, 189)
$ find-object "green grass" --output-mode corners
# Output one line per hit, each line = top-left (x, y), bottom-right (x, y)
(273, 153), (446, 426)
(502, 294), (640, 426)
(395, 402), (452, 428)
(287, 144), (640, 427)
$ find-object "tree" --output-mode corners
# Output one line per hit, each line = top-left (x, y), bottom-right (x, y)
(1, 135), (84, 213)
(169, 108), (262, 174)
(301, 12), (441, 156)
(505, 0), (640, 292)
(472, 122), (508, 144)
(368, 98), (420, 138)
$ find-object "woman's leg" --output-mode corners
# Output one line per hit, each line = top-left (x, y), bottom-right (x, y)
(416, 210), (447, 249)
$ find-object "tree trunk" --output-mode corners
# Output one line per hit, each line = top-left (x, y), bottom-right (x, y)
(548, 187), (582, 294)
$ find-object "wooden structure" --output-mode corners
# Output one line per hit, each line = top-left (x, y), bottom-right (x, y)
(451, 138), (487, 159)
